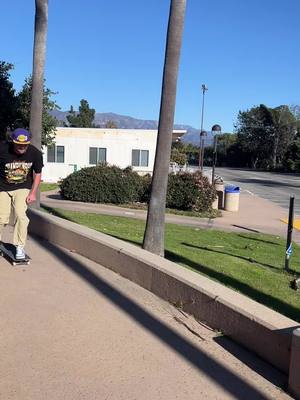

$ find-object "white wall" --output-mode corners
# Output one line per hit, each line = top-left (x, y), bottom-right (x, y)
(42, 128), (163, 182)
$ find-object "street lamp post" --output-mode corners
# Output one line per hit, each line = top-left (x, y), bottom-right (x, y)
(199, 84), (208, 172)
(211, 124), (222, 185)
(200, 129), (207, 172)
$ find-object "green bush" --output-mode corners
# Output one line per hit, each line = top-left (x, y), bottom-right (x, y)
(166, 171), (216, 212)
(60, 164), (144, 204)
(139, 174), (152, 203)
(60, 165), (216, 212)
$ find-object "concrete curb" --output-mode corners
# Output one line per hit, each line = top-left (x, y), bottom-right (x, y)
(289, 328), (300, 399)
(29, 209), (299, 391)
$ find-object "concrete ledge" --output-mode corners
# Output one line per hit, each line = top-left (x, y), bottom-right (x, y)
(289, 328), (300, 399)
(29, 209), (299, 378)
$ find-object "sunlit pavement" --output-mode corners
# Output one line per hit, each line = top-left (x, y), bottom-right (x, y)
(0, 227), (292, 400)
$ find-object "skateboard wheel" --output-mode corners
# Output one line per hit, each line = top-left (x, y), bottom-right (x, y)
(12, 262), (16, 266)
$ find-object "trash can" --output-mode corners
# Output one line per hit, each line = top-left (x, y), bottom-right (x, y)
(224, 186), (240, 212)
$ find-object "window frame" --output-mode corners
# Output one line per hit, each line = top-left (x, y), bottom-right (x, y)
(131, 149), (149, 167)
(47, 145), (65, 163)
(89, 147), (107, 165)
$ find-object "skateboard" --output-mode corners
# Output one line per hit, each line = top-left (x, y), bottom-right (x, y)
(0, 242), (30, 266)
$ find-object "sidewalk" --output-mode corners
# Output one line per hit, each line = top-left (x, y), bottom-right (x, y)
(41, 190), (300, 244)
(0, 227), (292, 400)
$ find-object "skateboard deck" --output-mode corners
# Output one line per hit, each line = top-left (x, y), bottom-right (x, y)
(0, 242), (30, 266)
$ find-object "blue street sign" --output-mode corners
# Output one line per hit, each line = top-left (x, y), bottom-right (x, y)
(286, 244), (293, 257)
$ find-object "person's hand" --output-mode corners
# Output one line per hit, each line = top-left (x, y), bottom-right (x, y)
(26, 192), (37, 204)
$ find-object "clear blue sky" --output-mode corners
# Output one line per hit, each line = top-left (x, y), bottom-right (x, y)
(2, 0), (300, 133)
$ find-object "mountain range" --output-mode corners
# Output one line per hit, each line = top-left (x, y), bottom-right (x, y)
(50, 110), (214, 145)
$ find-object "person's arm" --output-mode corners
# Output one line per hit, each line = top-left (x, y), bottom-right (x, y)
(26, 173), (42, 204)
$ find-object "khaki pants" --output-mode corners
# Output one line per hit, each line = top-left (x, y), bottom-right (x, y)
(0, 189), (30, 246)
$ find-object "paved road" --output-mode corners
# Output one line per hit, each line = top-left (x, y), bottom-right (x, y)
(216, 168), (300, 215)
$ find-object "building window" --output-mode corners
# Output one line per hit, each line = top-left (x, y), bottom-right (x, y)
(47, 145), (65, 163)
(89, 147), (107, 165)
(131, 149), (149, 167)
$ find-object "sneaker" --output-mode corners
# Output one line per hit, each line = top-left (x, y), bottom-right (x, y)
(15, 245), (25, 260)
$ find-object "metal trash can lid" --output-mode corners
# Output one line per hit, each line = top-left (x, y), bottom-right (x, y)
(225, 185), (240, 193)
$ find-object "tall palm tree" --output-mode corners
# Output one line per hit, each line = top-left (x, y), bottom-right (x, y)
(142, 0), (186, 256)
(30, 0), (49, 207)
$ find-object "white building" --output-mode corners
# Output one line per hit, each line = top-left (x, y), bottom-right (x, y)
(42, 127), (186, 182)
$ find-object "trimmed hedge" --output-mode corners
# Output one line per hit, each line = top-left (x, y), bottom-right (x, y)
(167, 171), (216, 212)
(60, 165), (216, 212)
(60, 165), (144, 204)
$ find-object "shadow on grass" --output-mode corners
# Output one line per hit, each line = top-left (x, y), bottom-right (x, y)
(39, 206), (300, 322)
(41, 204), (74, 222)
(103, 233), (300, 322)
(30, 235), (278, 400)
(181, 242), (299, 276)
(164, 249), (300, 323)
(237, 235), (280, 246)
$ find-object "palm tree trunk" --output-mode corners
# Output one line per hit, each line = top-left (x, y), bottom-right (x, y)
(30, 0), (48, 208)
(142, 0), (186, 256)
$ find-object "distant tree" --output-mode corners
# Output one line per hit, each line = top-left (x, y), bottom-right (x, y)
(281, 106), (300, 171)
(170, 147), (187, 166)
(17, 77), (59, 145)
(143, 0), (186, 256)
(212, 133), (237, 166)
(270, 105), (296, 169)
(105, 120), (118, 129)
(66, 99), (95, 127)
(235, 105), (273, 168)
(282, 134), (300, 172)
(216, 133), (236, 152)
(235, 104), (296, 169)
(290, 105), (300, 132)
(0, 61), (18, 140)
(172, 141), (199, 165)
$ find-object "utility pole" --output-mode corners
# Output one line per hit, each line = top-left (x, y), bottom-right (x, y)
(199, 84), (208, 172)
(211, 124), (222, 185)
(212, 134), (218, 185)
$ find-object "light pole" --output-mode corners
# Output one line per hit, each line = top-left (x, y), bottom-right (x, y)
(211, 124), (222, 185)
(200, 129), (207, 172)
(199, 84), (208, 172)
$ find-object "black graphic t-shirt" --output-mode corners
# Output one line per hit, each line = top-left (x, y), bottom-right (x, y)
(0, 142), (43, 191)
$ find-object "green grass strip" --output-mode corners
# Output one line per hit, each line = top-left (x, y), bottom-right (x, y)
(44, 207), (300, 322)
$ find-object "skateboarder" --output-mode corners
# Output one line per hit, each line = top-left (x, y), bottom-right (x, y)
(0, 128), (43, 259)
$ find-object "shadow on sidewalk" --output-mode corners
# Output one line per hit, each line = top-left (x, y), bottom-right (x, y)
(44, 193), (62, 200)
(232, 225), (260, 233)
(31, 235), (284, 400)
(213, 335), (287, 388)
